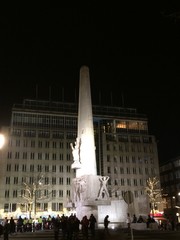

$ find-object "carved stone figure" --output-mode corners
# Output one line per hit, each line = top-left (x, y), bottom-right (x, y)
(97, 176), (109, 199)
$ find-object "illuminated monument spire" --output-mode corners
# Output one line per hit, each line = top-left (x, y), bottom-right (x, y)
(76, 65), (97, 177)
(70, 65), (110, 221)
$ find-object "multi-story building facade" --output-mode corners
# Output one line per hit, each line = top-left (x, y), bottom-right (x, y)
(0, 98), (160, 220)
(160, 157), (180, 217)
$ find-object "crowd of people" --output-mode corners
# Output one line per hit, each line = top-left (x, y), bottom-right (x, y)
(0, 212), (179, 239)
(0, 213), (97, 240)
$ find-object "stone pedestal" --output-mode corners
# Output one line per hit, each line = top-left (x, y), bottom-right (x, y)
(72, 174), (110, 220)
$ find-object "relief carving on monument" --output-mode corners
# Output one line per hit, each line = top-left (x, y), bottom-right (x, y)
(97, 176), (110, 200)
(73, 176), (87, 202)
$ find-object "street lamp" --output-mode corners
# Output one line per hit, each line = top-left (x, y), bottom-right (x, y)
(0, 134), (5, 149)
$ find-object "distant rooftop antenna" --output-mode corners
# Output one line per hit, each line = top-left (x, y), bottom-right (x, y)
(62, 87), (64, 102)
(35, 84), (38, 99)
(121, 92), (125, 107)
(110, 91), (113, 105)
(49, 86), (52, 101)
(99, 91), (101, 105)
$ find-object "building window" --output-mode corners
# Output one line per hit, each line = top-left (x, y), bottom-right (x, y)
(16, 139), (20, 147)
(37, 165), (42, 172)
(133, 179), (138, 186)
(127, 168), (130, 174)
(38, 141), (43, 148)
(31, 140), (35, 148)
(15, 164), (19, 172)
(45, 153), (49, 160)
(30, 165), (34, 172)
(12, 203), (17, 212)
(38, 153), (42, 160)
(45, 141), (49, 148)
(5, 190), (9, 198)
(120, 179), (125, 186)
(6, 177), (10, 184)
(45, 166), (49, 172)
(59, 166), (63, 172)
(45, 178), (49, 185)
(52, 165), (56, 172)
(59, 178), (63, 185)
(67, 178), (71, 185)
(52, 190), (56, 197)
(59, 142), (63, 148)
(120, 167), (124, 174)
(127, 179), (131, 186)
(43, 203), (48, 211)
(30, 152), (35, 160)
(4, 203), (9, 212)
(13, 190), (17, 198)
(15, 152), (20, 159)
(7, 152), (12, 159)
(67, 190), (70, 197)
(67, 154), (71, 161)
(52, 153), (56, 160)
(52, 177), (56, 185)
(53, 142), (57, 148)
(59, 190), (63, 197)
(67, 166), (71, 173)
(23, 152), (27, 159)
(14, 177), (18, 184)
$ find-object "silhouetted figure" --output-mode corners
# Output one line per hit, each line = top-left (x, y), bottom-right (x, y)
(81, 215), (89, 240)
(53, 218), (60, 240)
(89, 214), (97, 238)
(104, 215), (110, 235)
(137, 215), (144, 223)
(9, 217), (15, 234)
(3, 221), (10, 240)
(126, 213), (131, 229)
(132, 214), (137, 223)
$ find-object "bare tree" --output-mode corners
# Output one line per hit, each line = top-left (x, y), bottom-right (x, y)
(19, 174), (52, 219)
(144, 177), (162, 216)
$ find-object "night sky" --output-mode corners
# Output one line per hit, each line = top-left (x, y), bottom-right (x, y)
(0, 5), (180, 163)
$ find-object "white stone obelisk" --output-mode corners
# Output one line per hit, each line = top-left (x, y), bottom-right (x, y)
(76, 65), (97, 178)
(71, 66), (110, 221)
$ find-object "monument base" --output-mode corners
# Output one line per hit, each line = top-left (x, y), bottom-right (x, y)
(76, 205), (98, 222)
(72, 174), (110, 221)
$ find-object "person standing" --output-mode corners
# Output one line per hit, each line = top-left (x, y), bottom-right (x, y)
(126, 213), (131, 229)
(81, 215), (89, 240)
(89, 214), (97, 238)
(3, 220), (10, 240)
(104, 215), (110, 234)
(9, 217), (15, 235)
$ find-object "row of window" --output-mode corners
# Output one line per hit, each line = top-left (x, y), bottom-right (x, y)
(9, 138), (73, 149)
(6, 164), (72, 173)
(106, 143), (154, 153)
(4, 202), (64, 212)
(107, 155), (154, 164)
(4, 189), (71, 199)
(106, 134), (152, 143)
(5, 177), (71, 185)
(106, 166), (156, 175)
(12, 113), (77, 129)
(7, 152), (71, 161)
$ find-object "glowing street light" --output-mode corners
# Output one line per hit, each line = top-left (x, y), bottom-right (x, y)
(0, 134), (5, 149)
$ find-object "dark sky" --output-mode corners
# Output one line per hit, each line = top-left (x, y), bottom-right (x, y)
(0, 5), (180, 163)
